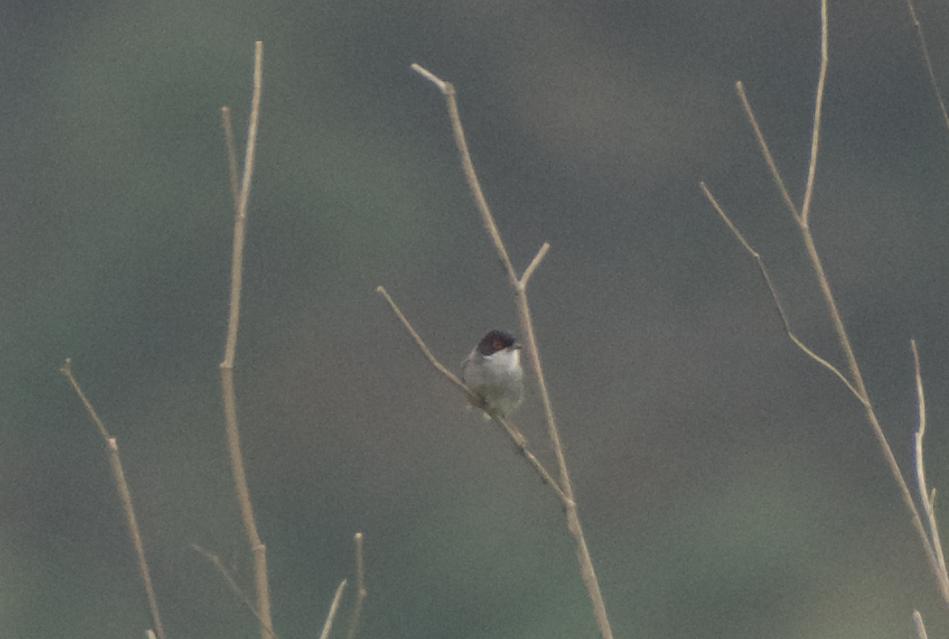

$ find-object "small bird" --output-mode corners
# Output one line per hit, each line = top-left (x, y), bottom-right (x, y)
(461, 330), (525, 418)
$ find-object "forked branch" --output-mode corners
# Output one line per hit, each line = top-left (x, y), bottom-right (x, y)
(407, 64), (613, 639)
(702, 0), (949, 611)
(61, 360), (167, 639)
(218, 41), (273, 639)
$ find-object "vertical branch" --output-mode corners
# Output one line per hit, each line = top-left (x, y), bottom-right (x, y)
(412, 64), (614, 639)
(409, 64), (518, 288)
(318, 580), (348, 639)
(345, 532), (367, 639)
(912, 342), (949, 603)
(60, 360), (167, 639)
(799, 0), (828, 227)
(709, 0), (949, 612)
(222, 41), (264, 369)
(219, 41), (273, 639)
(904, 0), (949, 139)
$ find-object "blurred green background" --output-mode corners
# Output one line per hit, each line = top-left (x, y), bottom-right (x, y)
(4, 0), (949, 637)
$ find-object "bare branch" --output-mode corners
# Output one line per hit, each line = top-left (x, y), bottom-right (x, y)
(193, 544), (278, 639)
(905, 0), (949, 140)
(698, 184), (864, 402)
(218, 41), (273, 639)
(413, 65), (612, 639)
(60, 360), (167, 639)
(318, 580), (348, 639)
(345, 533), (367, 639)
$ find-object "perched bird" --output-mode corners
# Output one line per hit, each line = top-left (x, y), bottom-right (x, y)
(461, 330), (524, 418)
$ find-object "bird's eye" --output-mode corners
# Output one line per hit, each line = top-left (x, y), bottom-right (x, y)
(493, 339), (503, 350)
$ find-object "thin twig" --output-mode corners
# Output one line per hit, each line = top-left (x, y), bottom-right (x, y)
(412, 64), (612, 639)
(710, 0), (949, 611)
(375, 286), (470, 395)
(520, 242), (551, 289)
(222, 107), (241, 214)
(222, 41), (264, 369)
(912, 342), (949, 601)
(411, 64), (519, 288)
(318, 580), (348, 639)
(699, 183), (864, 402)
(193, 545), (278, 639)
(219, 41), (273, 639)
(799, 0), (828, 228)
(60, 360), (167, 639)
(736, 82), (800, 222)
(345, 533), (367, 639)
(905, 0), (949, 139)
(913, 610), (929, 639)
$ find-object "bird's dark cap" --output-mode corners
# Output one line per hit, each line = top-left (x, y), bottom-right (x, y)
(477, 330), (520, 356)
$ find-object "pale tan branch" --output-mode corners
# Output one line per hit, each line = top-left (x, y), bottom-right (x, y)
(735, 82), (800, 222)
(799, 0), (829, 227)
(519, 242), (551, 289)
(717, 1), (947, 610)
(414, 64), (612, 639)
(698, 184), (864, 402)
(375, 286), (469, 394)
(905, 0), (949, 139)
(221, 107), (241, 214)
(222, 41), (264, 370)
(218, 41), (273, 639)
(60, 360), (167, 639)
(345, 533), (367, 639)
(913, 610), (929, 639)
(318, 580), (348, 639)
(410, 64), (519, 289)
(193, 545), (278, 639)
(912, 342), (949, 603)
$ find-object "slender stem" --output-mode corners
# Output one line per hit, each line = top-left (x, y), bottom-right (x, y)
(412, 64), (613, 639)
(904, 0), (949, 140)
(411, 64), (518, 288)
(711, 0), (949, 611)
(520, 242), (550, 289)
(60, 360), (167, 639)
(222, 41), (263, 370)
(219, 41), (272, 639)
(799, 0), (828, 227)
(345, 533), (367, 639)
(221, 107), (241, 213)
(193, 544), (278, 639)
(912, 342), (949, 602)
(318, 580), (348, 639)
(699, 183), (864, 401)
(913, 610), (930, 639)
(736, 82), (800, 222)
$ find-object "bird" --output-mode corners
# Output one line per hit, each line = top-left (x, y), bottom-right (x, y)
(461, 330), (524, 418)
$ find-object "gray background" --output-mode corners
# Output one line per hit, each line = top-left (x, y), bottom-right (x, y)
(4, 0), (949, 637)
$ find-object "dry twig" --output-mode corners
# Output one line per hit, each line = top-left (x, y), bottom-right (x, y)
(701, 0), (949, 611)
(402, 63), (613, 639)
(218, 41), (273, 639)
(60, 360), (167, 639)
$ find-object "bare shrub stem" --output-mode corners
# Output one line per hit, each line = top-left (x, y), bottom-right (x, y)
(60, 360), (167, 639)
(219, 41), (273, 639)
(702, 0), (949, 611)
(345, 532), (367, 639)
(407, 63), (613, 639)
(319, 580), (348, 639)
(904, 0), (949, 138)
